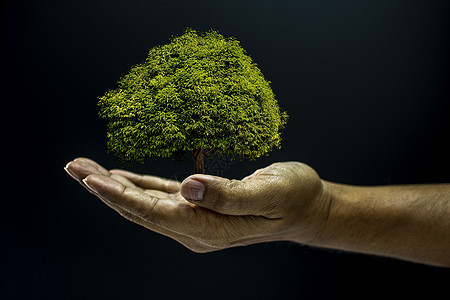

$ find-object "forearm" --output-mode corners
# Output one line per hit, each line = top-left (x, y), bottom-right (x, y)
(310, 181), (450, 267)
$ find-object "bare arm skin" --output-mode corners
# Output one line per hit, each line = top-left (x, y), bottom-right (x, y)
(310, 182), (450, 267)
(64, 157), (450, 267)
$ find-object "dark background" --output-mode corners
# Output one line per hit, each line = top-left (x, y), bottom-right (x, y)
(1, 0), (449, 299)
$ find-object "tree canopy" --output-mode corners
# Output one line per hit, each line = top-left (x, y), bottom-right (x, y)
(98, 28), (288, 170)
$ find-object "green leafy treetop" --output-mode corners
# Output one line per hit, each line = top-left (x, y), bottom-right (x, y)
(98, 28), (288, 174)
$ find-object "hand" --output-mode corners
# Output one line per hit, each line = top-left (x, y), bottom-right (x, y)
(64, 157), (329, 252)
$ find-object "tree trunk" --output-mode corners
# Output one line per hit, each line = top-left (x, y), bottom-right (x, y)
(193, 149), (205, 174)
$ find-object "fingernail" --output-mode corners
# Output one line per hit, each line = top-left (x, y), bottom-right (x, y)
(82, 178), (98, 194)
(181, 179), (205, 201)
(64, 163), (77, 180)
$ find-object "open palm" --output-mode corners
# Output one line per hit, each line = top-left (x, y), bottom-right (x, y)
(64, 158), (288, 252)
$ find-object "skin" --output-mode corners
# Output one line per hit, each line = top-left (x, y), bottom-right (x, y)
(64, 157), (450, 267)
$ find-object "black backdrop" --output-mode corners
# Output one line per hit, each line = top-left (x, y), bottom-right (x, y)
(2, 0), (449, 299)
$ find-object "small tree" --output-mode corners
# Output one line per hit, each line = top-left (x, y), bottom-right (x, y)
(98, 28), (288, 174)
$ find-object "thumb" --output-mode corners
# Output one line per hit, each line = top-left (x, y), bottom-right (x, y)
(180, 173), (273, 216)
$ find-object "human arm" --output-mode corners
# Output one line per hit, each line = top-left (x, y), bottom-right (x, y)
(64, 157), (450, 267)
(311, 181), (450, 267)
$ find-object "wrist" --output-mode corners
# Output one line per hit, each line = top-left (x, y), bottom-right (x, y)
(305, 181), (425, 260)
(305, 180), (343, 247)
(301, 179), (336, 246)
(284, 178), (335, 246)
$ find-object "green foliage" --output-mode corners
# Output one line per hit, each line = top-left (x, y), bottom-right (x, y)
(98, 28), (288, 164)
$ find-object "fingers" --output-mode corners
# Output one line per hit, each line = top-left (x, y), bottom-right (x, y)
(64, 158), (224, 252)
(82, 173), (221, 249)
(64, 157), (110, 182)
(110, 173), (137, 188)
(64, 158), (178, 194)
(64, 157), (283, 251)
(110, 169), (181, 193)
(64, 161), (217, 252)
(83, 174), (178, 227)
(81, 175), (219, 253)
(83, 173), (275, 247)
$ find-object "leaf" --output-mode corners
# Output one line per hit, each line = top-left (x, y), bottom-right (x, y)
(98, 28), (288, 164)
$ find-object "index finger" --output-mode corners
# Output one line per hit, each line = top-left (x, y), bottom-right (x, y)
(83, 174), (185, 229)
(64, 157), (110, 182)
(110, 169), (181, 193)
(83, 173), (281, 249)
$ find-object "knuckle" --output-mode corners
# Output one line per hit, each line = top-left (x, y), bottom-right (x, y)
(141, 196), (162, 225)
(122, 188), (162, 226)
